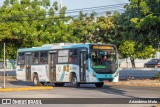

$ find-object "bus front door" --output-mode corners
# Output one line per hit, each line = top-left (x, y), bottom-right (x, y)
(49, 52), (57, 82)
(80, 51), (87, 82)
(25, 54), (32, 81)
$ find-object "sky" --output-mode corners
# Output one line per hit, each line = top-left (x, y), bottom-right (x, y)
(56, 0), (129, 10)
(0, 0), (129, 9)
(0, 0), (129, 16)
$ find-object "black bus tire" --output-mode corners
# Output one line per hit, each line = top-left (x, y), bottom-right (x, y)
(40, 82), (45, 86)
(33, 74), (41, 86)
(71, 75), (80, 88)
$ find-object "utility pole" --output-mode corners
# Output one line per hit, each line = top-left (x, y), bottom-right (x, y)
(3, 43), (6, 88)
(157, 27), (160, 58)
(60, 0), (63, 9)
(159, 32), (160, 58)
(158, 42), (160, 58)
(56, 0), (63, 9)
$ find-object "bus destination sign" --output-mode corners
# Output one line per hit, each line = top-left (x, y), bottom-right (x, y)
(92, 45), (113, 50)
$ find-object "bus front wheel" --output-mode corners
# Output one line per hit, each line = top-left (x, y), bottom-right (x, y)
(71, 75), (80, 88)
(95, 82), (104, 88)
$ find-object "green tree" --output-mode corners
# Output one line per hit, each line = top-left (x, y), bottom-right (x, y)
(116, 0), (159, 67)
(0, 0), (77, 59)
(125, 0), (160, 48)
(119, 40), (155, 68)
(71, 11), (116, 43)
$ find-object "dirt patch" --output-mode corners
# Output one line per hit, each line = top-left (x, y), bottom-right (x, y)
(105, 79), (160, 87)
(152, 104), (160, 107)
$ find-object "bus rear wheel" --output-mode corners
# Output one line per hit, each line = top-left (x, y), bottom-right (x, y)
(54, 83), (65, 87)
(40, 82), (45, 86)
(33, 74), (41, 86)
(95, 82), (104, 88)
(71, 75), (80, 88)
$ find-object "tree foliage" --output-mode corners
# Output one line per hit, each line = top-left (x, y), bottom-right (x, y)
(117, 0), (159, 67)
(0, 0), (78, 59)
(0, 0), (159, 68)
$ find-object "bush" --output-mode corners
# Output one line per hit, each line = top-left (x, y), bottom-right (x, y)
(155, 72), (160, 81)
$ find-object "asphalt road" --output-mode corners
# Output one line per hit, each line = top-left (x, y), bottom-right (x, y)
(0, 81), (159, 107)
(0, 81), (160, 98)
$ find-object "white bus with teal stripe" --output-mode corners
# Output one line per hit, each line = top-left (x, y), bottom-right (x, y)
(16, 43), (119, 88)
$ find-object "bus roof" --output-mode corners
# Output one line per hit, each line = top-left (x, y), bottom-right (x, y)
(17, 43), (116, 52)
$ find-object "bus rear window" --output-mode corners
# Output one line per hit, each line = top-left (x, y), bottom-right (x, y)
(17, 53), (25, 65)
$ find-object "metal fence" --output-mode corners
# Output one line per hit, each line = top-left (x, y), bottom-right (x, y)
(119, 68), (160, 79)
(119, 58), (151, 68)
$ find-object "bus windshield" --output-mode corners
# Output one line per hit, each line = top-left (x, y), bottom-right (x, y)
(90, 49), (118, 73)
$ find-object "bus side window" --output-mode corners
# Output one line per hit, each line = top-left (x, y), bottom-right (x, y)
(17, 53), (25, 65)
(40, 51), (48, 64)
(84, 53), (88, 69)
(58, 50), (69, 63)
(69, 56), (73, 62)
(32, 52), (39, 64)
(69, 49), (78, 64)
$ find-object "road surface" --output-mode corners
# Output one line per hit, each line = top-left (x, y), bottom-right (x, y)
(0, 81), (159, 107)
(0, 81), (159, 98)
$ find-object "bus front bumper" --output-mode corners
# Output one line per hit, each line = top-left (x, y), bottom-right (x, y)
(96, 74), (114, 82)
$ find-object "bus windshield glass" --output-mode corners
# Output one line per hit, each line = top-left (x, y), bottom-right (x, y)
(90, 45), (118, 73)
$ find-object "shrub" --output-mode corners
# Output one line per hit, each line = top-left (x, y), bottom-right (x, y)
(11, 76), (17, 80)
(155, 72), (160, 81)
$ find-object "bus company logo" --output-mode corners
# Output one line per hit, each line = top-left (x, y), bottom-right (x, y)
(63, 65), (70, 72)
(2, 99), (11, 104)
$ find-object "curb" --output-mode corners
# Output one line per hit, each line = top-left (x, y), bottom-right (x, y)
(104, 81), (160, 87)
(121, 68), (160, 71)
(0, 86), (53, 92)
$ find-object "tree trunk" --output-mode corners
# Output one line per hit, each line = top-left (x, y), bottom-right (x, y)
(130, 58), (136, 68)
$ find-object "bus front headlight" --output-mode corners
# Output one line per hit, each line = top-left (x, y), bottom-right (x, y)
(114, 72), (119, 77)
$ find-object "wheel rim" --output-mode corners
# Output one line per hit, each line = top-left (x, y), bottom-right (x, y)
(34, 77), (38, 85)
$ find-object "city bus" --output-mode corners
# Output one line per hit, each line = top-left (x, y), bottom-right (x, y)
(16, 43), (119, 88)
